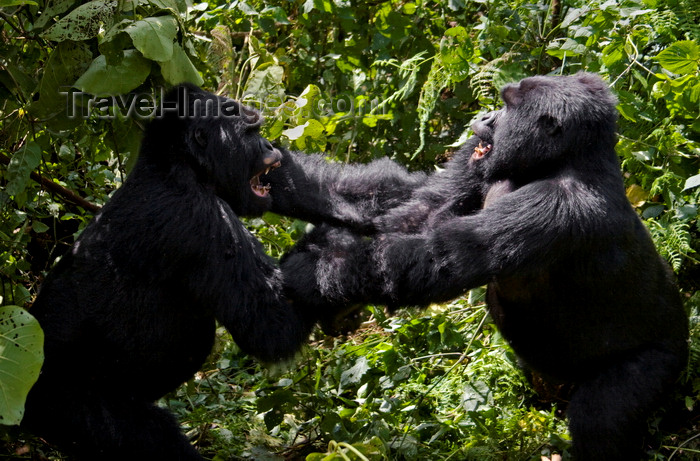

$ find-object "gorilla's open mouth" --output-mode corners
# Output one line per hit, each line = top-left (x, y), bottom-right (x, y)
(472, 142), (492, 160)
(250, 161), (281, 198)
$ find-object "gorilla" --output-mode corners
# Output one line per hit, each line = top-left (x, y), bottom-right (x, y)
(22, 84), (334, 460)
(266, 73), (689, 460)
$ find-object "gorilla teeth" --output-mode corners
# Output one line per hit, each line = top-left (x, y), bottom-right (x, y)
(251, 161), (280, 197)
(250, 174), (272, 197)
(472, 142), (492, 159)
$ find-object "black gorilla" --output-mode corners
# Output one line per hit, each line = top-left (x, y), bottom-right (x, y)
(22, 85), (330, 460)
(267, 73), (689, 460)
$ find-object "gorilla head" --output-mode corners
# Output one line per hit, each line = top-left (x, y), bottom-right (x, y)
(143, 84), (282, 217)
(471, 73), (619, 183)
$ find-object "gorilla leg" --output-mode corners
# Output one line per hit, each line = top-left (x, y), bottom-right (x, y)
(567, 347), (684, 460)
(24, 386), (202, 461)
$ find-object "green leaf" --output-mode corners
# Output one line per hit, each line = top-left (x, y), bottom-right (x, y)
(75, 49), (151, 96)
(6, 142), (41, 197)
(261, 6), (290, 24)
(656, 40), (700, 75)
(244, 63), (285, 99)
(32, 41), (92, 118)
(35, 0), (75, 28)
(31, 221), (50, 233)
(684, 174), (700, 191)
(0, 306), (44, 426)
(41, 1), (117, 42)
(159, 44), (204, 86)
(0, 0), (38, 6)
(124, 16), (178, 62)
(340, 356), (369, 387)
(148, 0), (181, 12)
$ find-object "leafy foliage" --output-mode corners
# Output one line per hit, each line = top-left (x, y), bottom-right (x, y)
(0, 306), (43, 426)
(0, 0), (698, 459)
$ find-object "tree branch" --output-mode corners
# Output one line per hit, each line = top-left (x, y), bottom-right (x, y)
(0, 152), (101, 213)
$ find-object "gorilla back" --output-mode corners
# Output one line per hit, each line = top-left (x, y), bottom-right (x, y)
(22, 85), (318, 460)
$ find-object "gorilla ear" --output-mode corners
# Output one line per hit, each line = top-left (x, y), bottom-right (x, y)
(502, 85), (523, 106)
(538, 114), (562, 137)
(194, 127), (207, 147)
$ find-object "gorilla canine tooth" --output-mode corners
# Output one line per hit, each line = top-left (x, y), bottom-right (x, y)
(472, 142), (492, 159)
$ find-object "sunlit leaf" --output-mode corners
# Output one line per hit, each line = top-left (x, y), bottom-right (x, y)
(41, 1), (117, 42)
(158, 44), (203, 86)
(124, 16), (178, 62)
(656, 41), (700, 75)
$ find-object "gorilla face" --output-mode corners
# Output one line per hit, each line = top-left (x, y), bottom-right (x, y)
(161, 85), (283, 217)
(244, 137), (283, 216)
(470, 74), (618, 183)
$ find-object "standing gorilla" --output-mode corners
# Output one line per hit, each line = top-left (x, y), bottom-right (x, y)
(22, 85), (333, 460)
(268, 73), (689, 459)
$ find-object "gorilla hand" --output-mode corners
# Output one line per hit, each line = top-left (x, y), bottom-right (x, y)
(281, 224), (378, 333)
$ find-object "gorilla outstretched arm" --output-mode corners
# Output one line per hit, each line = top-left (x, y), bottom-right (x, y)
(264, 137), (487, 233)
(373, 136), (488, 233)
(281, 176), (605, 310)
(264, 149), (427, 232)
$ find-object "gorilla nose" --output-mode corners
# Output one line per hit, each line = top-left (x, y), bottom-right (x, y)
(471, 110), (500, 143)
(260, 139), (282, 165)
(478, 111), (498, 126)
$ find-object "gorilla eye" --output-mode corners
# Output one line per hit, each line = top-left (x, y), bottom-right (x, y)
(194, 127), (207, 147)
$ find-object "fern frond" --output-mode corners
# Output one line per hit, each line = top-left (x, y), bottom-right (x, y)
(676, 0), (700, 41)
(372, 51), (429, 113)
(471, 53), (516, 105)
(647, 219), (694, 271)
(413, 61), (450, 158)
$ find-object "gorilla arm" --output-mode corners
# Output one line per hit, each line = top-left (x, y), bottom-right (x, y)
(209, 214), (324, 362)
(281, 179), (586, 310)
(263, 148), (427, 233)
(373, 136), (487, 233)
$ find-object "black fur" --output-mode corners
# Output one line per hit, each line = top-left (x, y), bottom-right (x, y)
(22, 85), (325, 460)
(265, 147), (427, 232)
(275, 73), (689, 460)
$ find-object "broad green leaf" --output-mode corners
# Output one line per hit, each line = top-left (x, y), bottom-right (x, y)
(32, 41), (92, 118)
(31, 221), (49, 233)
(124, 16), (178, 62)
(0, 306), (44, 426)
(75, 50), (151, 96)
(0, 0), (37, 5)
(656, 40), (700, 75)
(602, 42), (624, 67)
(159, 44), (204, 86)
(148, 0), (182, 12)
(261, 6), (290, 24)
(6, 142), (41, 197)
(547, 38), (586, 58)
(41, 1), (117, 42)
(35, 0), (76, 29)
(651, 80), (671, 99)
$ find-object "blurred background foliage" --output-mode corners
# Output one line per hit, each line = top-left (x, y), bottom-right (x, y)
(0, 0), (698, 459)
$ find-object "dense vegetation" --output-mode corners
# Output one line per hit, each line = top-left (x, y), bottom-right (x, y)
(1, 0), (698, 459)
